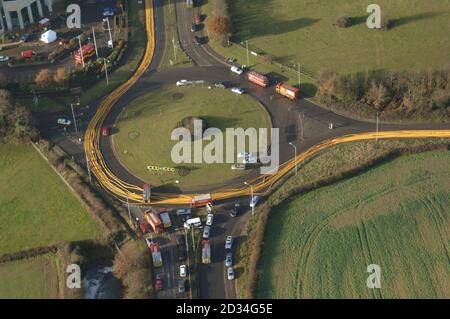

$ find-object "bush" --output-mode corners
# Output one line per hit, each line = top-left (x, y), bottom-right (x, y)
(35, 69), (54, 88)
(336, 17), (352, 28)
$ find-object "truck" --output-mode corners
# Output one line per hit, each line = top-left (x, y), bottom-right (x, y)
(247, 71), (269, 88)
(149, 241), (163, 267)
(144, 210), (164, 234)
(159, 209), (172, 228)
(275, 83), (300, 100)
(74, 44), (96, 65)
(191, 194), (212, 208)
(202, 240), (211, 264)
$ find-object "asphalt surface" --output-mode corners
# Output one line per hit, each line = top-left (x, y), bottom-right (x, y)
(35, 0), (450, 300)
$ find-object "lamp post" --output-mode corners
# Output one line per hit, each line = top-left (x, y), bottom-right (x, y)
(104, 58), (110, 86)
(244, 182), (254, 216)
(289, 142), (297, 175)
(70, 102), (80, 134)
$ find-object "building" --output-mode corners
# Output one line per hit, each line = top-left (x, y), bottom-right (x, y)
(0, 0), (56, 32)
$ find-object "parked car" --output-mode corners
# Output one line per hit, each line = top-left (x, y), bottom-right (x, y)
(190, 23), (197, 32)
(202, 225), (210, 239)
(0, 56), (9, 62)
(250, 195), (260, 208)
(179, 265), (187, 277)
(20, 33), (30, 42)
(193, 36), (202, 45)
(230, 203), (240, 217)
(230, 66), (243, 75)
(155, 274), (163, 290)
(57, 118), (71, 126)
(214, 82), (226, 89)
(227, 267), (235, 280)
(176, 208), (192, 216)
(178, 279), (185, 293)
(206, 213), (214, 226)
(103, 7), (116, 17)
(231, 87), (245, 95)
(195, 14), (202, 24)
(21, 50), (36, 58)
(225, 236), (233, 250)
(225, 253), (233, 267)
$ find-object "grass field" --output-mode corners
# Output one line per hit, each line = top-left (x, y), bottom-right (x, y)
(257, 150), (450, 298)
(0, 255), (60, 298)
(0, 144), (102, 255)
(204, 0), (449, 77)
(113, 85), (271, 189)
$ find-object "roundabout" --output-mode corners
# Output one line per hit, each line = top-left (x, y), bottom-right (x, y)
(112, 85), (271, 191)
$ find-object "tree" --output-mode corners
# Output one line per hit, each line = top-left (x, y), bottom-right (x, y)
(35, 69), (54, 88)
(54, 67), (70, 87)
(336, 17), (352, 28)
(208, 16), (232, 38)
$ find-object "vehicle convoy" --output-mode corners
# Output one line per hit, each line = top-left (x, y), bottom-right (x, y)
(191, 194), (212, 208)
(159, 209), (172, 228)
(149, 240), (163, 268)
(144, 210), (164, 234)
(74, 44), (96, 64)
(275, 83), (300, 100)
(247, 71), (269, 87)
(202, 239), (211, 264)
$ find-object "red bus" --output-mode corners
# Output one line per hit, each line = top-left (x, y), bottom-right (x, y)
(247, 71), (269, 87)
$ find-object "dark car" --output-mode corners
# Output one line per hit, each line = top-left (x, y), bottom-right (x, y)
(190, 23), (196, 32)
(193, 36), (202, 45)
(195, 14), (202, 24)
(20, 33), (30, 42)
(178, 248), (187, 262)
(230, 203), (240, 217)
(178, 279), (186, 293)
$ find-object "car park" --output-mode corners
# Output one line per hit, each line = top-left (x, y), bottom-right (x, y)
(231, 87), (245, 95)
(225, 236), (233, 249)
(225, 253), (233, 267)
(206, 213), (214, 226)
(230, 66), (243, 75)
(230, 203), (240, 217)
(57, 118), (71, 126)
(227, 267), (235, 280)
(202, 225), (211, 239)
(180, 265), (187, 277)
(250, 196), (260, 208)
(0, 56), (9, 62)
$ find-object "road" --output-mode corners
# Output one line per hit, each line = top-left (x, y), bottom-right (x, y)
(36, 0), (450, 300)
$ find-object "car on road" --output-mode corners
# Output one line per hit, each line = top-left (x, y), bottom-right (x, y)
(103, 7), (116, 17)
(250, 196), (260, 208)
(193, 36), (202, 45)
(57, 118), (72, 126)
(178, 279), (185, 293)
(231, 87), (245, 95)
(0, 56), (9, 62)
(231, 164), (246, 171)
(230, 66), (243, 75)
(206, 213), (214, 226)
(180, 264), (187, 277)
(225, 252), (233, 267)
(227, 267), (235, 280)
(230, 203), (240, 217)
(202, 225), (211, 239)
(155, 274), (163, 290)
(176, 79), (189, 86)
(190, 23), (197, 32)
(225, 236), (233, 250)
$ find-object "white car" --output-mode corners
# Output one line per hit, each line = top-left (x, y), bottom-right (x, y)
(231, 164), (246, 171)
(0, 56), (9, 62)
(231, 87), (245, 95)
(225, 236), (233, 250)
(57, 118), (72, 126)
(203, 225), (210, 239)
(250, 195), (260, 208)
(230, 66), (243, 75)
(176, 79), (188, 86)
(206, 213), (214, 226)
(179, 265), (187, 277)
(227, 267), (235, 280)
(225, 253), (233, 267)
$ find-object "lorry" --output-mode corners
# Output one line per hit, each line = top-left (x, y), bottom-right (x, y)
(144, 210), (164, 234)
(202, 239), (211, 264)
(247, 71), (269, 87)
(191, 194), (212, 208)
(275, 83), (300, 100)
(74, 44), (96, 65)
(159, 209), (172, 228)
(149, 241), (163, 267)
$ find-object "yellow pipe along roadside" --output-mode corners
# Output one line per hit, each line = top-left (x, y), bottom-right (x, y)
(83, 1), (450, 206)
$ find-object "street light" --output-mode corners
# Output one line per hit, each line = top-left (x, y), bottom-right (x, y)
(244, 182), (254, 216)
(103, 17), (113, 49)
(288, 142), (297, 175)
(70, 102), (80, 134)
(103, 58), (110, 86)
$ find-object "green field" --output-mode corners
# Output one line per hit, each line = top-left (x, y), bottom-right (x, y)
(0, 255), (59, 298)
(113, 85), (271, 190)
(205, 0), (449, 76)
(0, 145), (102, 255)
(258, 150), (450, 298)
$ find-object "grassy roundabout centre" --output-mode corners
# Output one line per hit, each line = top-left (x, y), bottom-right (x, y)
(113, 85), (272, 190)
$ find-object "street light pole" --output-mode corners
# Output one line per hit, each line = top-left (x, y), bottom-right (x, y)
(104, 17), (113, 49)
(245, 182), (254, 216)
(289, 142), (297, 175)
(184, 228), (192, 299)
(246, 40), (249, 67)
(104, 59), (110, 86)
(298, 63), (301, 88)
(85, 152), (92, 184)
(92, 26), (99, 57)
(126, 196), (132, 223)
(70, 102), (80, 134)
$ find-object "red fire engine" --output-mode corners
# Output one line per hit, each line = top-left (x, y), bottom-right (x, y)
(74, 44), (96, 65)
(144, 210), (164, 234)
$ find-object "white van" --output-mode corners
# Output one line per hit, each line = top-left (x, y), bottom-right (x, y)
(184, 217), (202, 229)
(177, 208), (192, 216)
